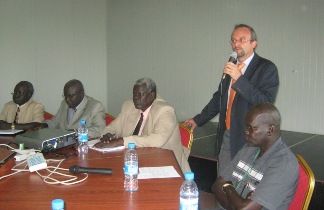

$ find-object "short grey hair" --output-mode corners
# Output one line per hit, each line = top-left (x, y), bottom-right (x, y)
(134, 77), (157, 93)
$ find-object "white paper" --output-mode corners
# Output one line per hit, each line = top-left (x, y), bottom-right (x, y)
(88, 139), (125, 152)
(0, 129), (24, 135)
(87, 139), (101, 146)
(138, 166), (181, 179)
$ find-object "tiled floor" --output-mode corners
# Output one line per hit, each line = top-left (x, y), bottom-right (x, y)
(188, 122), (324, 209)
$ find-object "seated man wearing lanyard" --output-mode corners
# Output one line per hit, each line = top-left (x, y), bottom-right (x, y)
(94, 77), (190, 173)
(212, 103), (298, 210)
(0, 81), (44, 130)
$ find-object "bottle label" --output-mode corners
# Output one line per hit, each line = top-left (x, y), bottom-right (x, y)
(124, 161), (138, 175)
(180, 198), (198, 210)
(79, 133), (88, 142)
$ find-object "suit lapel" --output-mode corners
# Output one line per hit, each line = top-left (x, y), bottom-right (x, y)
(141, 100), (158, 134)
(243, 53), (260, 80)
(9, 104), (17, 122)
(130, 108), (141, 131)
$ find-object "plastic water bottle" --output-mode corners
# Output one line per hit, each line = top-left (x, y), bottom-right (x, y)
(51, 199), (64, 210)
(124, 143), (138, 192)
(179, 172), (199, 210)
(78, 119), (88, 154)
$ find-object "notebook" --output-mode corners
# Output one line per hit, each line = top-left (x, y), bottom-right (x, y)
(0, 147), (15, 165)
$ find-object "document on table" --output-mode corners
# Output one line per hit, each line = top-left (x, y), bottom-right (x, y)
(0, 129), (24, 135)
(88, 139), (125, 152)
(138, 166), (181, 179)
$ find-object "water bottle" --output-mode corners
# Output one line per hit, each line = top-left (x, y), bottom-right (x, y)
(51, 199), (64, 210)
(78, 119), (88, 154)
(179, 172), (199, 210)
(124, 143), (138, 192)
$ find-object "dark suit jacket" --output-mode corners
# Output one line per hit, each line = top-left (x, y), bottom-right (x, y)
(193, 53), (279, 158)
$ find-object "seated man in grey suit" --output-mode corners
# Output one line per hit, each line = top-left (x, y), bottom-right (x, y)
(94, 77), (190, 173)
(41, 79), (106, 138)
(0, 81), (44, 130)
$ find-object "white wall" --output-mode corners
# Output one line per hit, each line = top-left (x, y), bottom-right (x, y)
(0, 0), (108, 114)
(0, 0), (323, 135)
(106, 0), (324, 134)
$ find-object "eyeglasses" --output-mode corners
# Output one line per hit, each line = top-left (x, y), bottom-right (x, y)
(62, 90), (83, 99)
(11, 91), (24, 96)
(62, 94), (79, 100)
(133, 91), (150, 98)
(230, 38), (252, 44)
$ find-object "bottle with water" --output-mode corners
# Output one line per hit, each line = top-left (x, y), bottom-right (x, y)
(51, 199), (64, 210)
(179, 172), (199, 210)
(78, 119), (88, 154)
(124, 143), (138, 192)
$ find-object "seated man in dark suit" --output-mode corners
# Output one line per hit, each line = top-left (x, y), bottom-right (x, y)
(212, 103), (299, 210)
(41, 79), (106, 138)
(0, 81), (44, 130)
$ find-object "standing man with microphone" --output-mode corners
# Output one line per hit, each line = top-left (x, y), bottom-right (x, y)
(184, 24), (279, 173)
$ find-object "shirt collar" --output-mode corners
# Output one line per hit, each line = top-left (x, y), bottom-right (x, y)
(141, 103), (153, 119)
(16, 99), (31, 109)
(240, 52), (254, 75)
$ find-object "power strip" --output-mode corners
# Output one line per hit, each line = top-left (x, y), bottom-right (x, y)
(27, 153), (47, 172)
(14, 149), (37, 161)
(13, 149), (36, 155)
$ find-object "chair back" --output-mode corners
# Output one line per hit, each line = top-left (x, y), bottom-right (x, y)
(288, 154), (315, 210)
(44, 111), (53, 120)
(179, 123), (193, 150)
(105, 114), (115, 126)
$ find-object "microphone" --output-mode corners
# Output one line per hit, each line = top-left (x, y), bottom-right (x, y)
(69, 165), (112, 175)
(222, 51), (238, 80)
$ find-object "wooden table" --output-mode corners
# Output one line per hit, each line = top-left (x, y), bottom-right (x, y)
(0, 135), (184, 210)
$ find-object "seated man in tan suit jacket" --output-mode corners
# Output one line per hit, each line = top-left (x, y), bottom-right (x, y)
(41, 79), (106, 138)
(0, 81), (44, 130)
(94, 77), (190, 173)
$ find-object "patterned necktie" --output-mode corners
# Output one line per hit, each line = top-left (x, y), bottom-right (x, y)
(225, 63), (245, 130)
(14, 107), (20, 123)
(133, 113), (144, 135)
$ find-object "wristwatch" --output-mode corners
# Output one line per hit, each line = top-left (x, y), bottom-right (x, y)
(222, 183), (234, 193)
(11, 123), (15, 130)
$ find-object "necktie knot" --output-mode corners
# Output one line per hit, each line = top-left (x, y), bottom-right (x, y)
(238, 63), (245, 72)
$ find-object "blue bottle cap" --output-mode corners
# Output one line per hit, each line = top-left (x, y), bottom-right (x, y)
(80, 120), (86, 125)
(128, 143), (136, 149)
(184, 171), (194, 180)
(52, 199), (64, 210)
